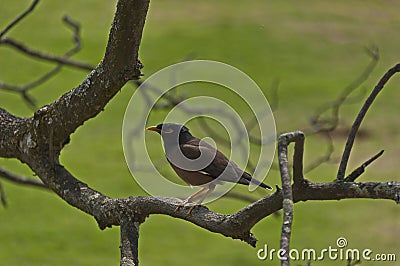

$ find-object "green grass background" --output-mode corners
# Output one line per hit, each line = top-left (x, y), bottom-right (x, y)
(0, 0), (399, 265)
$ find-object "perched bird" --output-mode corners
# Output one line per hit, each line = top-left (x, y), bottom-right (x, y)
(146, 123), (272, 213)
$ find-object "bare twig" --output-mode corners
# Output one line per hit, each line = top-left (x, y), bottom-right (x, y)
(0, 15), (91, 107)
(246, 78), (280, 131)
(344, 150), (384, 182)
(301, 48), (379, 173)
(337, 63), (400, 180)
(0, 181), (7, 207)
(0, 0), (39, 39)
(0, 168), (47, 189)
(304, 132), (335, 173)
(1, 38), (94, 70)
(309, 46), (379, 133)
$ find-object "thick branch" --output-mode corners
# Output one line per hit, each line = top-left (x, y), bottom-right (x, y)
(119, 180), (400, 247)
(0, 1), (398, 265)
(28, 0), (149, 151)
(3, 142), (399, 250)
(0, 108), (32, 158)
(0, 3), (152, 252)
(0, 0), (150, 162)
(120, 218), (140, 266)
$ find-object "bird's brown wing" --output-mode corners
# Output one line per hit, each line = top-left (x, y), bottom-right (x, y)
(179, 139), (244, 183)
(173, 138), (271, 189)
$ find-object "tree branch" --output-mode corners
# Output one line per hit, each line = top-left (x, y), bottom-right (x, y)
(277, 131), (305, 265)
(32, 0), (149, 149)
(278, 135), (295, 266)
(120, 218), (140, 266)
(123, 179), (400, 247)
(344, 150), (384, 182)
(0, 0), (39, 39)
(0, 168), (47, 189)
(309, 46), (378, 133)
(337, 63), (400, 180)
(0, 15), (93, 107)
(0, 108), (31, 159)
(0, 1), (399, 265)
(1, 38), (94, 71)
(0, 181), (7, 207)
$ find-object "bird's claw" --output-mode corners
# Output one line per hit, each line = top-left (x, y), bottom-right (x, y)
(174, 200), (198, 215)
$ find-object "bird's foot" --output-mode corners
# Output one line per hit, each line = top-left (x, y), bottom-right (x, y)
(174, 199), (191, 212)
(186, 204), (198, 215)
(175, 200), (200, 215)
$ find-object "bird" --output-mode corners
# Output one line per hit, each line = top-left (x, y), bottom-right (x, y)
(146, 123), (272, 214)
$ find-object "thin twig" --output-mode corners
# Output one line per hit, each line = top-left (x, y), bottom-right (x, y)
(0, 15), (90, 107)
(344, 150), (384, 182)
(0, 181), (7, 207)
(298, 48), (379, 173)
(0, 168), (48, 189)
(1, 38), (94, 70)
(0, 0), (40, 39)
(246, 78), (280, 131)
(337, 63), (400, 180)
(309, 46), (379, 133)
(304, 132), (334, 173)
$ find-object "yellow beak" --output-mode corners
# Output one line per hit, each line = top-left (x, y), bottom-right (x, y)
(146, 126), (160, 132)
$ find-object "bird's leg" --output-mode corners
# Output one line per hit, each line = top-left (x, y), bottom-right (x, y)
(175, 187), (207, 212)
(186, 185), (215, 215)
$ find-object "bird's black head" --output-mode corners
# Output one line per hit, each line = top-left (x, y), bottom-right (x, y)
(146, 123), (189, 134)
(146, 123), (193, 144)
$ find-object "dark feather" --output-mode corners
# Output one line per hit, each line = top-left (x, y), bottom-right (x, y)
(153, 123), (272, 190)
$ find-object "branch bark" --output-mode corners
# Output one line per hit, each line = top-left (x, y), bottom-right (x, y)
(277, 131), (305, 266)
(120, 218), (140, 266)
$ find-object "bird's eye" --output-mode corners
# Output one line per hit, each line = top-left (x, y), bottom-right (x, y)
(163, 128), (174, 134)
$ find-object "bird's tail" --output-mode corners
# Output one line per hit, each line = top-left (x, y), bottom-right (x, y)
(257, 181), (273, 190)
(240, 172), (272, 190)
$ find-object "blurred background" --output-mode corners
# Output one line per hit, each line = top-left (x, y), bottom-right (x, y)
(0, 0), (399, 265)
